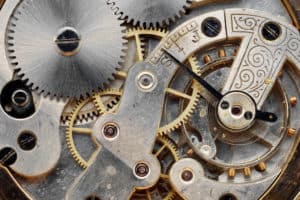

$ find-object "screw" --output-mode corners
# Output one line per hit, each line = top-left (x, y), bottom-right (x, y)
(11, 89), (30, 107)
(55, 27), (80, 56)
(220, 101), (229, 110)
(181, 169), (193, 182)
(0, 147), (17, 166)
(134, 162), (150, 178)
(102, 123), (119, 139)
(18, 131), (37, 151)
(262, 22), (281, 41)
(202, 17), (221, 37)
(244, 111), (253, 120)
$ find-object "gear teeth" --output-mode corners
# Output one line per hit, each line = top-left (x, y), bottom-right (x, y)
(8, 0), (127, 100)
(164, 191), (178, 200)
(65, 98), (95, 169)
(157, 135), (180, 161)
(92, 88), (123, 114)
(110, 0), (192, 28)
(158, 83), (201, 135)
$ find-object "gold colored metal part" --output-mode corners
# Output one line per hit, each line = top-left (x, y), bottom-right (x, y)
(93, 88), (123, 115)
(289, 96), (297, 107)
(282, 0), (300, 30)
(228, 168), (236, 178)
(243, 167), (252, 177)
(256, 162), (267, 172)
(66, 98), (99, 169)
(203, 54), (212, 64)
(218, 48), (226, 58)
(287, 128), (296, 136)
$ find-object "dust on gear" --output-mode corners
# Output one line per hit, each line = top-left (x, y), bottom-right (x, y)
(7, 0), (126, 99)
(108, 0), (191, 27)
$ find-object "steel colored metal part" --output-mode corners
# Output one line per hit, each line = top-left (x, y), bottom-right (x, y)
(108, 0), (191, 27)
(6, 0), (126, 99)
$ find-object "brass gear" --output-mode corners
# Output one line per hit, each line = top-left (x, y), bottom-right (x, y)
(130, 136), (180, 200)
(61, 99), (98, 125)
(93, 27), (201, 135)
(66, 89), (123, 169)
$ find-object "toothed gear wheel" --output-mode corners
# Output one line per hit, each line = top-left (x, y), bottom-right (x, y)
(7, 0), (126, 99)
(109, 0), (191, 27)
(66, 89), (122, 169)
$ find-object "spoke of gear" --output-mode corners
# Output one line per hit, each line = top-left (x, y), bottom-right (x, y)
(66, 89), (123, 169)
(93, 28), (201, 135)
(108, 0), (192, 27)
(66, 97), (98, 169)
(61, 28), (169, 124)
(6, 0), (126, 99)
(130, 136), (180, 200)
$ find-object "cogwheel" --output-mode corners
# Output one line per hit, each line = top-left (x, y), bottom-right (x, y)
(61, 99), (98, 125)
(66, 97), (99, 169)
(108, 0), (192, 27)
(93, 88), (123, 115)
(6, 0), (126, 99)
(66, 89), (124, 169)
(130, 136), (180, 200)
(94, 27), (201, 135)
(158, 80), (201, 135)
(126, 27), (169, 61)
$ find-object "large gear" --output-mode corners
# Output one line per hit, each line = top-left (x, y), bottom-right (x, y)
(65, 97), (98, 169)
(6, 0), (126, 99)
(93, 28), (201, 135)
(108, 0), (191, 27)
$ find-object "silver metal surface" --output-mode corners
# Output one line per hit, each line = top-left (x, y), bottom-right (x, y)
(0, 0), (299, 199)
(169, 158), (279, 200)
(109, 0), (191, 27)
(6, 0), (126, 99)
(217, 92), (256, 131)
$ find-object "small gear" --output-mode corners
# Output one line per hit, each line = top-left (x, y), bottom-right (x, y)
(7, 0), (126, 99)
(108, 0), (191, 27)
(130, 136), (180, 200)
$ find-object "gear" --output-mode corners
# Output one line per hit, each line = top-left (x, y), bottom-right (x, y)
(94, 27), (201, 135)
(93, 88), (123, 115)
(66, 89), (123, 169)
(130, 136), (180, 200)
(61, 99), (98, 124)
(108, 0), (191, 27)
(65, 97), (98, 169)
(6, 0), (126, 99)
(61, 28), (169, 124)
